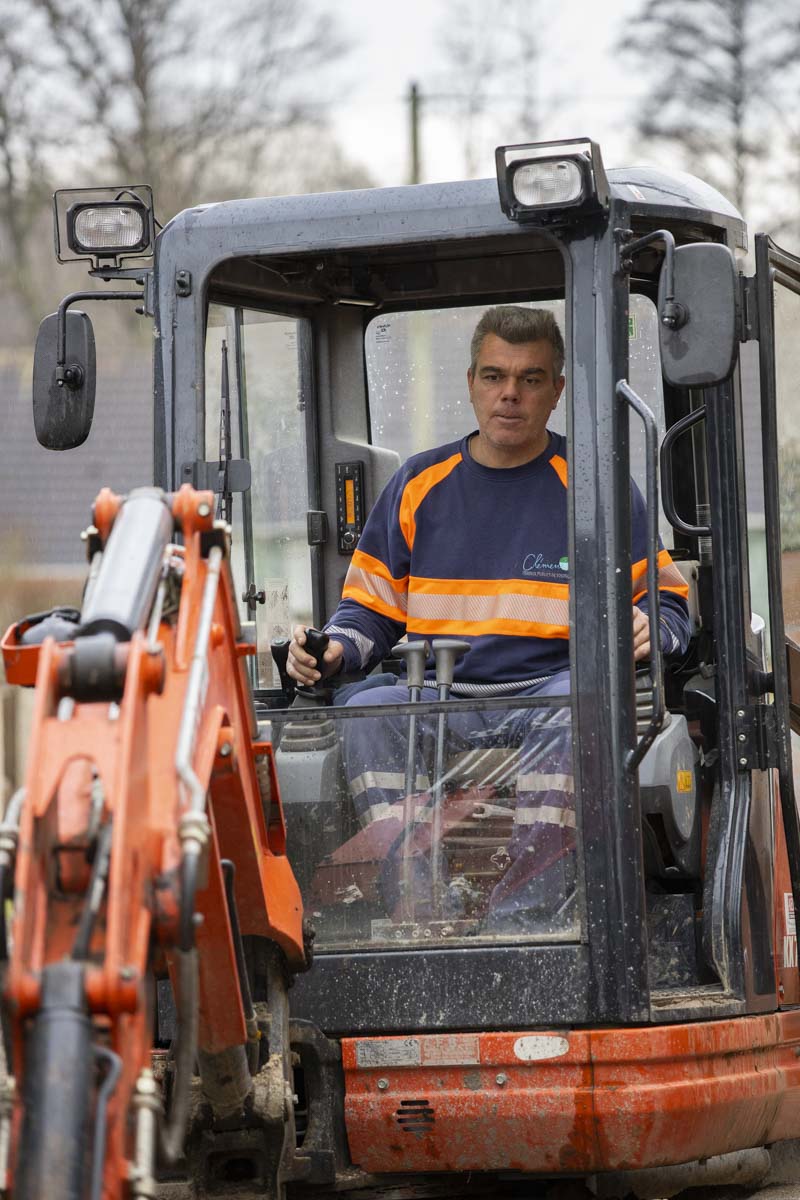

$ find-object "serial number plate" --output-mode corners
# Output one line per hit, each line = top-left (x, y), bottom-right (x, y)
(355, 1034), (481, 1068)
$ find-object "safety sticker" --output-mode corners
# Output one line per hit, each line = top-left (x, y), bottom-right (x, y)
(784, 893), (797, 969)
(356, 1038), (420, 1068)
(628, 314), (638, 340)
(676, 770), (693, 794)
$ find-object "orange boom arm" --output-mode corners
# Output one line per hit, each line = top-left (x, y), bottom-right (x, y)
(1, 486), (306, 1200)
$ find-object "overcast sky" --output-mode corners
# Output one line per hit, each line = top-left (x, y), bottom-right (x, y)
(333, 0), (647, 188)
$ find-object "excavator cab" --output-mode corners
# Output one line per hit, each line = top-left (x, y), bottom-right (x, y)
(10, 140), (800, 1198)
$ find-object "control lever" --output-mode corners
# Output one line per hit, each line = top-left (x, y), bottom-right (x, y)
(392, 639), (431, 921)
(430, 639), (470, 912)
(293, 627), (332, 708)
(269, 639), (296, 703)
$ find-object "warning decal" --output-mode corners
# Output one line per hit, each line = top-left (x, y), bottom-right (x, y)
(784, 892), (797, 969)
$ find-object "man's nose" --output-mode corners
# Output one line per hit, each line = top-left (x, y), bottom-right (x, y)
(500, 377), (520, 402)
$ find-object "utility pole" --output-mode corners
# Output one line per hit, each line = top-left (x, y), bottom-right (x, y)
(408, 81), (422, 184)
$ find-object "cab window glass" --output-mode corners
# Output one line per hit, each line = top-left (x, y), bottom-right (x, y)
(205, 304), (313, 687)
(365, 294), (671, 545)
(773, 281), (800, 641)
(365, 301), (565, 458)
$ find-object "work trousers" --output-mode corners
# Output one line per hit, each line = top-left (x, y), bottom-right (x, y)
(338, 670), (574, 928)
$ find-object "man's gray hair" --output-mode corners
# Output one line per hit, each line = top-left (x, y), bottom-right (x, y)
(470, 306), (565, 380)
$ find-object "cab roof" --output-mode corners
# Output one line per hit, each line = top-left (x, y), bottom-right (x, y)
(159, 165), (746, 268)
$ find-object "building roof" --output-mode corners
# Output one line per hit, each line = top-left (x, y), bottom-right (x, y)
(1, 353), (152, 568)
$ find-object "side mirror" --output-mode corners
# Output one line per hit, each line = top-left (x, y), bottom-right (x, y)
(658, 243), (738, 388)
(32, 310), (96, 450)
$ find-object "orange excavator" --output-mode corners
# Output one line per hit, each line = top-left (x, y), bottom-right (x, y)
(1, 485), (310, 1200)
(8, 138), (800, 1200)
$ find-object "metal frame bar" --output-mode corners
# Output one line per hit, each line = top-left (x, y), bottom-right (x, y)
(754, 234), (800, 951)
(701, 377), (752, 997)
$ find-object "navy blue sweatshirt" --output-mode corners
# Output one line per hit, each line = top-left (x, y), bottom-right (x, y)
(324, 431), (690, 695)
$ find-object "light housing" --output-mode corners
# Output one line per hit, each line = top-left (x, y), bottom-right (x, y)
(496, 139), (609, 224)
(67, 201), (150, 256)
(53, 185), (155, 267)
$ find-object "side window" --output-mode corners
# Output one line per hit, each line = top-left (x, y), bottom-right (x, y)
(630, 293), (671, 547)
(205, 305), (313, 687)
(774, 280), (800, 642)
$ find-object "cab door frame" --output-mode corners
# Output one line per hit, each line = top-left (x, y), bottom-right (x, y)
(753, 235), (800, 937)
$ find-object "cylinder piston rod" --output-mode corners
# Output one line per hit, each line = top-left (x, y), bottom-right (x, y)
(78, 489), (174, 641)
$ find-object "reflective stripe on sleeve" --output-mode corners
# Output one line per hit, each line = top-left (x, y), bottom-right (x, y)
(324, 624), (375, 668)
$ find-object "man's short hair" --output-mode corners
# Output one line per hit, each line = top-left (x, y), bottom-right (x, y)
(470, 306), (565, 380)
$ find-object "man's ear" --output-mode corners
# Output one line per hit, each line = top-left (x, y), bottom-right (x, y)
(553, 374), (566, 405)
(467, 366), (474, 389)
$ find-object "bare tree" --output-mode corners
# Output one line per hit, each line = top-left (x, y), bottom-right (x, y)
(618, 0), (777, 214)
(760, 9), (800, 247)
(28, 0), (369, 218)
(0, 9), (56, 331)
(0, 0), (371, 337)
(434, 0), (546, 179)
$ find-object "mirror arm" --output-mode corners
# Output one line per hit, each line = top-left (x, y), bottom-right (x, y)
(56, 289), (144, 388)
(620, 228), (688, 331)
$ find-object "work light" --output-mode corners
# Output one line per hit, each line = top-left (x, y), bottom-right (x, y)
(511, 159), (584, 207)
(53, 185), (156, 266)
(496, 138), (609, 224)
(67, 201), (151, 256)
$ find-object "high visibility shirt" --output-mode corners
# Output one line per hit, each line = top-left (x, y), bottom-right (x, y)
(324, 431), (691, 695)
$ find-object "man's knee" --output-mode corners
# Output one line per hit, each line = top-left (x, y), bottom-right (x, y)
(343, 684), (407, 709)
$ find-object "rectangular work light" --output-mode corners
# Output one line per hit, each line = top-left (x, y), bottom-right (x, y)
(53, 185), (155, 267)
(496, 138), (609, 224)
(67, 201), (150, 256)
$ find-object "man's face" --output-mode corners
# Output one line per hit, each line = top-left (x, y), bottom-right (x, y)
(467, 334), (565, 467)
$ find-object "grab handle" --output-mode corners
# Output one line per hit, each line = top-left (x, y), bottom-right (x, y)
(617, 379), (665, 770)
(660, 405), (710, 537)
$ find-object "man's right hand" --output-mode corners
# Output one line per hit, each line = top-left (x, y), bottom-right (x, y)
(287, 625), (345, 686)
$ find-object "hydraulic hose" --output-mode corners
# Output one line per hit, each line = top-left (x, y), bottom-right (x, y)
(178, 849), (200, 953)
(158, 946), (199, 1164)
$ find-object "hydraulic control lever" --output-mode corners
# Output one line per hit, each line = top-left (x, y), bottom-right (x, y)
(293, 627), (332, 708)
(392, 639), (431, 920)
(430, 639), (470, 912)
(270, 638), (296, 704)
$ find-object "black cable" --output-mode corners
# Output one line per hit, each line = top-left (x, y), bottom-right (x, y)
(221, 861), (255, 1020)
(0, 865), (8, 963)
(89, 1047), (122, 1200)
(72, 823), (114, 961)
(159, 948), (198, 1164)
(178, 851), (199, 952)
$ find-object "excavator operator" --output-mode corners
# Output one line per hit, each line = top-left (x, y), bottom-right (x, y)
(287, 306), (691, 928)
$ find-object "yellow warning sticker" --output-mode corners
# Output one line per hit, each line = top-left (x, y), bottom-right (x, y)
(676, 770), (693, 793)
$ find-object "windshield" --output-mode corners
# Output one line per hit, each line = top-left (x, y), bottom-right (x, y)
(268, 692), (577, 950)
(366, 293), (671, 544)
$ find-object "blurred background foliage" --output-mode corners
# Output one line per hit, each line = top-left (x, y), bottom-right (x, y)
(0, 0), (799, 336)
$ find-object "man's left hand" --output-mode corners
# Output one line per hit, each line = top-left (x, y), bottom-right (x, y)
(632, 605), (650, 662)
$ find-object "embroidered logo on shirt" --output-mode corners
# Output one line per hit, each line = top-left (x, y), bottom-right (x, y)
(523, 553), (569, 575)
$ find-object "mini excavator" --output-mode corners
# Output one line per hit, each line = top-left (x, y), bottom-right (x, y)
(5, 140), (800, 1199)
